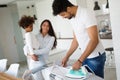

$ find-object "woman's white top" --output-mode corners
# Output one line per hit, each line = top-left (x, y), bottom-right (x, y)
(69, 6), (105, 58)
(34, 33), (55, 55)
(25, 32), (40, 55)
(24, 33), (55, 56)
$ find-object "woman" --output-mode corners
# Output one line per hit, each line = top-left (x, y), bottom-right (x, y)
(23, 19), (57, 80)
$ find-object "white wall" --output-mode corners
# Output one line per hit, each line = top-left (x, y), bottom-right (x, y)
(0, 39), (4, 59)
(76, 0), (87, 7)
(9, 4), (25, 62)
(17, 1), (39, 38)
(109, 0), (120, 79)
(101, 39), (113, 49)
(0, 7), (19, 64)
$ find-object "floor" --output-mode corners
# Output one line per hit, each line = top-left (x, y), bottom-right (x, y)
(17, 60), (117, 80)
(104, 68), (117, 80)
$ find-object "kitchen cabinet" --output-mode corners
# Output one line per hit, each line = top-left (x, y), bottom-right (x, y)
(86, 0), (111, 39)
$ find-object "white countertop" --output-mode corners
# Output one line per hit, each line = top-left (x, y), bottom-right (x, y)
(49, 48), (66, 56)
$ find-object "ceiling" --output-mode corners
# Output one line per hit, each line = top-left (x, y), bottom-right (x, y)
(0, 0), (15, 4)
(0, 0), (40, 5)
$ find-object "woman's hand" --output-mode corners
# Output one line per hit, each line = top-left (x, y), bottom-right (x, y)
(61, 56), (69, 67)
(30, 54), (38, 61)
(72, 60), (82, 70)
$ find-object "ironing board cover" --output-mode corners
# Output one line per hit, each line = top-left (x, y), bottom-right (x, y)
(50, 65), (103, 80)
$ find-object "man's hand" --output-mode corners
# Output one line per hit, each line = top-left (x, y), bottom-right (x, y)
(61, 56), (69, 67)
(30, 54), (38, 61)
(72, 60), (82, 70)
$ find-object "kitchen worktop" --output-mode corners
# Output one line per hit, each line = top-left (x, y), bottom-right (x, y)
(99, 30), (112, 39)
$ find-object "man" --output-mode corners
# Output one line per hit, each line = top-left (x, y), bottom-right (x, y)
(52, 0), (106, 78)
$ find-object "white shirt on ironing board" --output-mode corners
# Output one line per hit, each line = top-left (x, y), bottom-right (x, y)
(69, 6), (105, 58)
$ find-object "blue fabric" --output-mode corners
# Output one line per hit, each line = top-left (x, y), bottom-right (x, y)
(31, 55), (46, 74)
(82, 52), (106, 78)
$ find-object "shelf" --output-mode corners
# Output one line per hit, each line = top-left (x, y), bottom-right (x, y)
(94, 9), (110, 17)
(96, 13), (110, 17)
(57, 38), (73, 40)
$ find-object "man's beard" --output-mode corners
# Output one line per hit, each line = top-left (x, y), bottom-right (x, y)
(68, 14), (74, 19)
(68, 16), (72, 19)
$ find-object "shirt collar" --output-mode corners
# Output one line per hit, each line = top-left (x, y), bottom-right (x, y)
(40, 33), (49, 38)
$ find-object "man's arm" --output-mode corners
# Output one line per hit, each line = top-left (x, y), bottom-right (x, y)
(79, 25), (99, 62)
(72, 25), (99, 70)
(62, 33), (78, 67)
(65, 34), (79, 59)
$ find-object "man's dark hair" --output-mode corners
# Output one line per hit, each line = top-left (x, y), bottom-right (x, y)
(18, 15), (34, 29)
(52, 0), (74, 16)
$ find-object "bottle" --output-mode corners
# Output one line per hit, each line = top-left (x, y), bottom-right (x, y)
(106, 0), (109, 8)
(94, 1), (100, 10)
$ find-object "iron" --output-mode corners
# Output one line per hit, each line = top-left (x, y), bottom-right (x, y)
(65, 66), (88, 79)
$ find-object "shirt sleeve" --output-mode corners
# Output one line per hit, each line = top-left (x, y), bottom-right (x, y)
(34, 37), (55, 55)
(25, 33), (34, 55)
(84, 9), (97, 28)
(23, 45), (28, 56)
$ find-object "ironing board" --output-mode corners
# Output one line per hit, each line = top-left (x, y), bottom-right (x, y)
(42, 65), (104, 80)
(65, 74), (103, 80)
